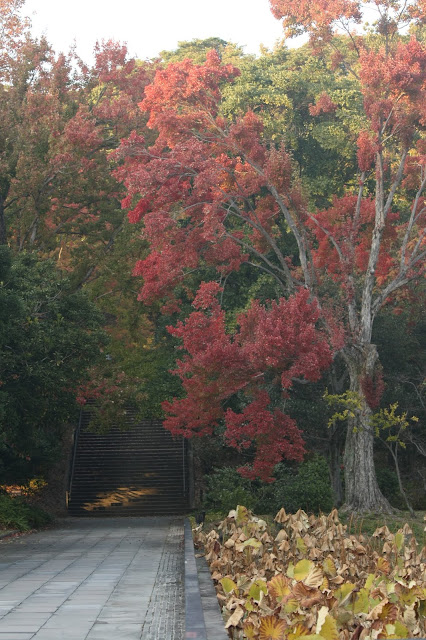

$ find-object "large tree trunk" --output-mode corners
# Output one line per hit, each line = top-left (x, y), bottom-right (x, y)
(342, 343), (392, 513)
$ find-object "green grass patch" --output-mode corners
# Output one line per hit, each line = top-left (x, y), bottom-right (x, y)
(0, 493), (53, 531)
(341, 509), (425, 544)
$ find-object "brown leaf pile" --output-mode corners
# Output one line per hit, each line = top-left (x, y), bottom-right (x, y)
(194, 506), (426, 640)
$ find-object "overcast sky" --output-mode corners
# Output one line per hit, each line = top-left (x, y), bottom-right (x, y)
(24, 0), (287, 62)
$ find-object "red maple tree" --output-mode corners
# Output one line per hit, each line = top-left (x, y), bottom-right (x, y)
(117, 2), (425, 511)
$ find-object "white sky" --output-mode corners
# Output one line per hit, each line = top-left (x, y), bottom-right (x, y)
(24, 0), (287, 62)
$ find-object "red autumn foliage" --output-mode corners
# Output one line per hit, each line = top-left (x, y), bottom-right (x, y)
(308, 195), (399, 287)
(356, 130), (377, 172)
(117, 1), (425, 494)
(309, 92), (338, 116)
(162, 287), (331, 479)
(359, 38), (426, 141)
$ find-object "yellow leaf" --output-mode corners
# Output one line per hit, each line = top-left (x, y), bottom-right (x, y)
(296, 536), (307, 554)
(221, 576), (237, 595)
(268, 574), (291, 601)
(259, 615), (286, 640)
(225, 606), (244, 629)
(367, 598), (389, 621)
(243, 537), (263, 549)
(323, 556), (337, 577)
(334, 583), (356, 604)
(394, 532), (404, 552)
(353, 588), (369, 614)
(236, 504), (249, 524)
(318, 614), (338, 640)
(288, 623), (311, 639)
(294, 559), (314, 581)
(393, 620), (410, 638)
(243, 621), (258, 639)
(249, 579), (268, 601)
(320, 576), (329, 592)
(284, 598), (300, 613)
(364, 574), (375, 590)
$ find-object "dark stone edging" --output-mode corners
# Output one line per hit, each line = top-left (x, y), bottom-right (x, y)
(184, 518), (208, 639)
(184, 518), (228, 640)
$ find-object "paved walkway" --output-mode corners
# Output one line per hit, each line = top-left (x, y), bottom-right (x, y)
(0, 517), (184, 640)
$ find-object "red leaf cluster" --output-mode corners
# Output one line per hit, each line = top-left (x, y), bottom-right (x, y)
(309, 195), (399, 286)
(359, 38), (426, 140)
(162, 288), (331, 479)
(269, 0), (361, 40)
(308, 92), (338, 116)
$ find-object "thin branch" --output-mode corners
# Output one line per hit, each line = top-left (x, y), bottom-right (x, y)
(384, 148), (408, 217)
(246, 261), (288, 294)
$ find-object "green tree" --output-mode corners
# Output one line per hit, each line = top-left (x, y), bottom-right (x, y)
(0, 246), (104, 481)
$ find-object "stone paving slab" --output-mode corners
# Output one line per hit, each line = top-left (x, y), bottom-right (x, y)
(0, 517), (184, 640)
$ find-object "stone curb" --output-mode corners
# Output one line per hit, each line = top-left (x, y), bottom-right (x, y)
(184, 518), (208, 639)
(184, 519), (228, 640)
(195, 554), (228, 640)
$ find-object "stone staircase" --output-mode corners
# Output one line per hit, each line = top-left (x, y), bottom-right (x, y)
(67, 411), (189, 516)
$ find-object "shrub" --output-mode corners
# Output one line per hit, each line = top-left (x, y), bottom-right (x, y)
(271, 455), (334, 514)
(203, 467), (257, 514)
(0, 494), (52, 531)
(203, 456), (334, 516)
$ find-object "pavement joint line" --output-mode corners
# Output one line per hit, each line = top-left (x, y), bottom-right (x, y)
(0, 531), (95, 593)
(36, 528), (138, 638)
(2, 526), (132, 634)
(2, 528), (116, 618)
(82, 532), (150, 639)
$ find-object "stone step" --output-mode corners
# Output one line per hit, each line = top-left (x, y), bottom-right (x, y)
(68, 413), (189, 517)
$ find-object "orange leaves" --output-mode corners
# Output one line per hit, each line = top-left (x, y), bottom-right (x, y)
(259, 616), (287, 640)
(269, 0), (361, 40)
(140, 52), (240, 139)
(195, 507), (426, 640)
(359, 38), (426, 136)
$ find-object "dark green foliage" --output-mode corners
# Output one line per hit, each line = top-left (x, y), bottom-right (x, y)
(0, 247), (105, 482)
(0, 493), (52, 531)
(203, 456), (334, 515)
(204, 467), (257, 514)
(376, 467), (403, 508)
(271, 456), (334, 514)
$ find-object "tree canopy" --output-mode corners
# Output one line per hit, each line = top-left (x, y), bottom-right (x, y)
(116, 0), (425, 510)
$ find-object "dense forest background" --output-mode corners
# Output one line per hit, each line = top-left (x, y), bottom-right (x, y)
(0, 0), (424, 515)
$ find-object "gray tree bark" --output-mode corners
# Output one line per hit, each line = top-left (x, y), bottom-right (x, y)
(342, 344), (392, 513)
